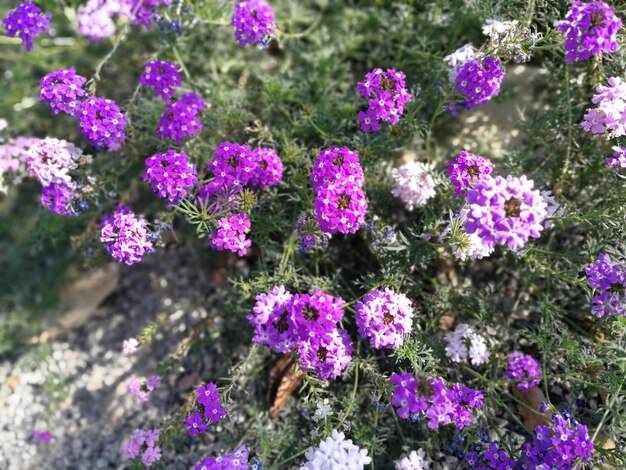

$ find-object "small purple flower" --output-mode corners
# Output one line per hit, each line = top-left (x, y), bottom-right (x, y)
(25, 137), (82, 187)
(209, 212), (252, 256)
(356, 68), (412, 131)
(184, 382), (226, 436)
(77, 0), (128, 43)
(155, 92), (205, 145)
(585, 253), (626, 318)
(78, 97), (127, 152)
(454, 57), (504, 110)
(144, 149), (198, 206)
(41, 182), (78, 216)
(608, 146), (626, 169)
(140, 444), (161, 467)
(31, 430), (54, 442)
(247, 285), (295, 353)
(249, 147), (283, 190)
(184, 412), (207, 436)
(195, 446), (250, 470)
(505, 352), (541, 393)
(296, 327), (353, 381)
(447, 150), (493, 196)
(231, 0), (275, 48)
(286, 290), (346, 340)
(558, 1), (621, 63)
(39, 68), (87, 116)
(146, 375), (161, 391)
(355, 288), (414, 349)
(100, 206), (153, 265)
(139, 60), (182, 101)
(3, 1), (51, 52)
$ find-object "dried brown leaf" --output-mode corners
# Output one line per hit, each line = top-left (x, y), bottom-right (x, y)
(268, 354), (304, 419)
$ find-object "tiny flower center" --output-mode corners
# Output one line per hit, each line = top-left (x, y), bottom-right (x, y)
(504, 197), (522, 218)
(317, 347), (328, 363)
(302, 305), (319, 322)
(338, 194), (351, 210)
(259, 160), (268, 170)
(273, 310), (289, 333)
(332, 155), (344, 166)
(467, 165), (480, 178)
(382, 312), (394, 325)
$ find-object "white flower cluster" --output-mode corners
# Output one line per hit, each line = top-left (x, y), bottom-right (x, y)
(443, 43), (477, 81)
(300, 429), (372, 470)
(391, 161), (436, 211)
(394, 449), (430, 470)
(444, 323), (490, 366)
(312, 399), (333, 422)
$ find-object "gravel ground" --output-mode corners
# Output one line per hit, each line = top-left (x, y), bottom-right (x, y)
(0, 246), (224, 469)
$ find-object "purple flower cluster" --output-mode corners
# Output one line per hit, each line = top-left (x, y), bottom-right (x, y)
(249, 147), (283, 190)
(231, 0), (275, 48)
(504, 352), (541, 393)
(156, 92), (206, 145)
(558, 1), (621, 63)
(144, 149), (197, 206)
(41, 182), (78, 216)
(585, 253), (626, 318)
(311, 147), (367, 235)
(209, 212), (252, 256)
(464, 175), (548, 251)
(295, 214), (331, 253)
(355, 288), (414, 349)
(126, 375), (161, 404)
(3, 1), (51, 52)
(448, 150), (493, 196)
(204, 142), (256, 196)
(356, 68), (412, 132)
(184, 383), (227, 436)
(122, 428), (162, 468)
(78, 97), (128, 152)
(607, 147), (626, 169)
(39, 68), (87, 116)
(31, 430), (54, 442)
(24, 138), (81, 187)
(390, 372), (484, 430)
(195, 445), (249, 470)
(247, 286), (353, 381)
(581, 77), (626, 138)
(127, 0), (173, 30)
(140, 60), (182, 101)
(466, 409), (593, 469)
(100, 206), (154, 265)
(454, 57), (504, 110)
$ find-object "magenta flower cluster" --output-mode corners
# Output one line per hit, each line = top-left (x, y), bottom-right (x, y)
(122, 428), (162, 468)
(311, 147), (367, 235)
(356, 68), (412, 132)
(126, 375), (161, 404)
(143, 149), (197, 206)
(195, 445), (249, 470)
(231, 0), (275, 48)
(558, 1), (621, 63)
(464, 175), (548, 251)
(184, 383), (227, 436)
(355, 288), (414, 349)
(504, 352), (541, 393)
(39, 68), (87, 116)
(581, 77), (626, 139)
(247, 286), (353, 381)
(139, 60), (182, 101)
(585, 253), (626, 318)
(3, 1), (51, 52)
(454, 57), (504, 110)
(249, 147), (283, 190)
(156, 92), (206, 145)
(607, 147), (626, 169)
(390, 372), (484, 430)
(100, 206), (154, 265)
(209, 212), (252, 256)
(448, 150), (493, 196)
(41, 182), (78, 216)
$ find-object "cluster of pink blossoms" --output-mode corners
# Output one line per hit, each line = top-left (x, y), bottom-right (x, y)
(143, 149), (198, 206)
(505, 352), (542, 393)
(448, 150), (493, 196)
(247, 286), (353, 380)
(231, 0), (275, 49)
(585, 253), (626, 318)
(391, 161), (436, 211)
(558, 1), (621, 63)
(355, 288), (414, 349)
(311, 147), (367, 235)
(156, 92), (206, 145)
(464, 174), (548, 251)
(390, 372), (484, 430)
(126, 375), (161, 404)
(123, 428), (162, 467)
(194, 445), (249, 469)
(209, 213), (252, 256)
(100, 206), (154, 265)
(184, 383), (227, 436)
(356, 68), (412, 132)
(581, 77), (626, 139)
(139, 60), (182, 101)
(2, 1), (51, 52)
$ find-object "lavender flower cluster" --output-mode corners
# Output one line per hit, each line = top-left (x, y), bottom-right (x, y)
(143, 149), (197, 206)
(504, 352), (542, 393)
(355, 288), (414, 349)
(581, 77), (626, 139)
(139, 60), (182, 101)
(184, 383), (227, 436)
(126, 375), (161, 404)
(100, 206), (154, 265)
(194, 445), (249, 469)
(585, 253), (626, 318)
(122, 428), (162, 467)
(231, 0), (275, 48)
(390, 372), (484, 430)
(356, 68), (412, 132)
(444, 323), (490, 366)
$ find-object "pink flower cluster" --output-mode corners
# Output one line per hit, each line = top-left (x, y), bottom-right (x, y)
(464, 175), (548, 251)
(390, 372), (484, 430)
(122, 428), (162, 467)
(247, 286), (353, 381)
(232, 0), (275, 48)
(126, 375), (161, 404)
(184, 383), (227, 436)
(209, 212), (252, 256)
(139, 60), (182, 101)
(581, 77), (626, 139)
(156, 92), (206, 145)
(355, 288), (414, 349)
(195, 445), (249, 469)
(100, 206), (154, 265)
(144, 149), (198, 206)
(311, 147), (367, 235)
(356, 68), (412, 132)
(558, 1), (621, 63)
(3, 1), (51, 52)
(448, 150), (493, 196)
(505, 352), (541, 393)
